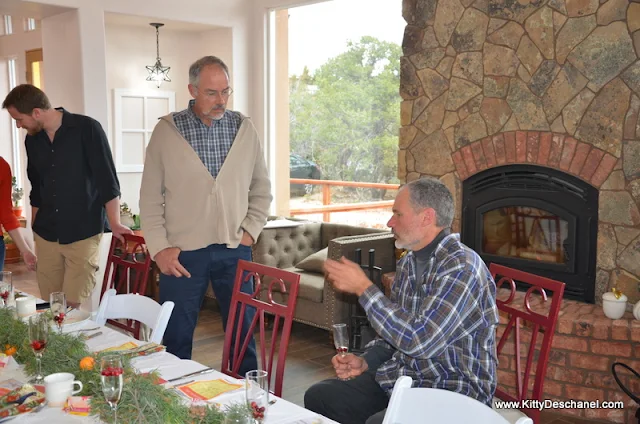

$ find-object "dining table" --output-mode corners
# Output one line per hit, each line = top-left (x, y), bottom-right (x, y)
(0, 311), (338, 424)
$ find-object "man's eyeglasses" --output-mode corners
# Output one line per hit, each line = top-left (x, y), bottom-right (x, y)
(195, 87), (234, 99)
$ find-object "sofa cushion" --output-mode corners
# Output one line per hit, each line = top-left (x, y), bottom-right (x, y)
(295, 247), (328, 273)
(253, 223), (322, 269)
(284, 268), (325, 303)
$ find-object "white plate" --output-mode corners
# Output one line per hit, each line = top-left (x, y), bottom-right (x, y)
(60, 309), (91, 327)
(20, 309), (91, 328)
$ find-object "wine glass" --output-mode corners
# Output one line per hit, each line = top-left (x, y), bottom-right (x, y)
(100, 354), (124, 424)
(332, 323), (349, 356)
(0, 271), (12, 308)
(50, 292), (67, 332)
(245, 370), (269, 423)
(28, 314), (48, 384)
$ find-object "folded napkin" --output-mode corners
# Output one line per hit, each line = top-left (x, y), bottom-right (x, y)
(0, 384), (45, 420)
(176, 379), (243, 401)
(100, 342), (166, 357)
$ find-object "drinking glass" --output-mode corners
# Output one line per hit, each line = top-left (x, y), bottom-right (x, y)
(100, 354), (124, 424)
(50, 292), (67, 331)
(245, 370), (269, 423)
(0, 271), (13, 308)
(332, 323), (349, 356)
(28, 314), (49, 384)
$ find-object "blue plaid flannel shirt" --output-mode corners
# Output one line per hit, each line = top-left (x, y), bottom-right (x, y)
(172, 100), (242, 178)
(359, 233), (498, 405)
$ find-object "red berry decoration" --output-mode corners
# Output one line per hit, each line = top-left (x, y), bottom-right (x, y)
(0, 291), (8, 300)
(30, 340), (46, 351)
(101, 366), (124, 377)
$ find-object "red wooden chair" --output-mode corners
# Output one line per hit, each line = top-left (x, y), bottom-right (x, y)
(99, 234), (152, 340)
(489, 263), (565, 424)
(221, 260), (300, 398)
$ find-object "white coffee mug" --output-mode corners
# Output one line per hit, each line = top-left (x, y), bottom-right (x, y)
(44, 372), (83, 407)
(15, 296), (36, 317)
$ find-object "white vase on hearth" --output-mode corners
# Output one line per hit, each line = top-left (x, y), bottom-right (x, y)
(602, 292), (628, 319)
(633, 300), (640, 321)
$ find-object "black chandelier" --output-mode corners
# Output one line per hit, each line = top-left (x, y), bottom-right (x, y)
(145, 23), (171, 88)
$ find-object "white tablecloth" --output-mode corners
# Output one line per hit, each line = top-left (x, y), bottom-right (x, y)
(1, 319), (336, 424)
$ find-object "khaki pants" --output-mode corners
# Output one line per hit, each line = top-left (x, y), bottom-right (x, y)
(34, 233), (102, 304)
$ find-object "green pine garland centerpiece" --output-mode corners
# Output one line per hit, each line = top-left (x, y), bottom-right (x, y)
(0, 308), (251, 423)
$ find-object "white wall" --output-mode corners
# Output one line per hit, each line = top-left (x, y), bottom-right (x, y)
(41, 10), (83, 113)
(105, 22), (233, 213)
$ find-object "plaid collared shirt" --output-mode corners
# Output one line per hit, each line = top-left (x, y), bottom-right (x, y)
(359, 233), (498, 405)
(172, 100), (242, 178)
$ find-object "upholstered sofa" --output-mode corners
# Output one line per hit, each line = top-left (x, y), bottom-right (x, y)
(219, 218), (397, 331)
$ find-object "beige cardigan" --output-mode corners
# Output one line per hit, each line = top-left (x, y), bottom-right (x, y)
(139, 113), (272, 259)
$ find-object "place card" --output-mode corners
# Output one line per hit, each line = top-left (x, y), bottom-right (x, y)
(64, 396), (92, 416)
(176, 379), (243, 401)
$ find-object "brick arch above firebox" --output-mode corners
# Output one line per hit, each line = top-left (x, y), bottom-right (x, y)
(449, 131), (619, 187)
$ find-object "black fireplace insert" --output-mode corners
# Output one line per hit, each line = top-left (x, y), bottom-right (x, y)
(461, 165), (598, 303)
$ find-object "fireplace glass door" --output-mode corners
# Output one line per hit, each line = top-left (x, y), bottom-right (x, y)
(482, 206), (569, 264)
(462, 165), (598, 303)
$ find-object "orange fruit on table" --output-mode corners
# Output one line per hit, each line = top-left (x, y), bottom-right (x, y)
(4, 344), (17, 356)
(79, 356), (95, 370)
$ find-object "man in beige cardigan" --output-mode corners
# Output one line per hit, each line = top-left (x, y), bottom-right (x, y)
(140, 56), (272, 375)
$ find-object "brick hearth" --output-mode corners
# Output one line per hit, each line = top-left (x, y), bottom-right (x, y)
(497, 290), (640, 424)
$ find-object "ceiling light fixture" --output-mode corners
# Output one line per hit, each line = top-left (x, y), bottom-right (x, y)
(145, 23), (171, 88)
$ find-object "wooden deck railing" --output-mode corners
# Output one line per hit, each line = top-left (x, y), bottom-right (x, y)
(289, 178), (400, 222)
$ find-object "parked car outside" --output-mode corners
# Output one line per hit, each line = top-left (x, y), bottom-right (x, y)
(290, 153), (322, 196)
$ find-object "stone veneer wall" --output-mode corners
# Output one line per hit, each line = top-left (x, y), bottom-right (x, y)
(399, 0), (640, 309)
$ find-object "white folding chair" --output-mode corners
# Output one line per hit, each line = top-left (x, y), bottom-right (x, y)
(95, 289), (174, 344)
(382, 376), (525, 424)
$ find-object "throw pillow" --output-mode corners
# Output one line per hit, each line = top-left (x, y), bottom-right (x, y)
(295, 247), (328, 273)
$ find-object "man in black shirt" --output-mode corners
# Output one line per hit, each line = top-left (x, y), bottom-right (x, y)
(2, 84), (132, 305)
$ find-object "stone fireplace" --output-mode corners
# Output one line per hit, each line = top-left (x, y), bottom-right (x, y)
(399, 0), (640, 421)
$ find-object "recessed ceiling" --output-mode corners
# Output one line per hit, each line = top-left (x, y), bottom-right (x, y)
(0, 0), (72, 19)
(104, 12), (222, 32)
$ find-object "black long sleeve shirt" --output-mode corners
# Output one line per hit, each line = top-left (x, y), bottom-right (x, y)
(26, 108), (121, 244)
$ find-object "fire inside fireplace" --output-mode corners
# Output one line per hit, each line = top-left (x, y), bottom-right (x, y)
(461, 165), (598, 303)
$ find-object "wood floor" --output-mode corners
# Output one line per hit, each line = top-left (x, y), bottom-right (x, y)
(6, 262), (612, 424)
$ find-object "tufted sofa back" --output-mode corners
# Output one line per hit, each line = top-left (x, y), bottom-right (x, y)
(253, 221), (385, 270)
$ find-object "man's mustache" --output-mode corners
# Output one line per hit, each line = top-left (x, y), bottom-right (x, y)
(205, 104), (225, 115)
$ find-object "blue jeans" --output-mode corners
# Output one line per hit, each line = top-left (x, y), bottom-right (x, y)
(0, 237), (5, 272)
(159, 244), (257, 376)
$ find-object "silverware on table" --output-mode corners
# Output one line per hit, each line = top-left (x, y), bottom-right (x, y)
(84, 331), (103, 340)
(73, 327), (100, 332)
(168, 379), (194, 388)
(166, 367), (215, 383)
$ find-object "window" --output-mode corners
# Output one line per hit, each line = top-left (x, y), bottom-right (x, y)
(24, 18), (37, 31)
(8, 58), (21, 186)
(113, 89), (175, 172)
(2, 16), (12, 36)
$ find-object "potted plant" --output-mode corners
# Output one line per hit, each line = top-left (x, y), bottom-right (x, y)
(2, 234), (20, 264)
(11, 177), (23, 218)
(119, 202), (135, 228)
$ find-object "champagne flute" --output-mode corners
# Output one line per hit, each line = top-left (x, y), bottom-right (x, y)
(332, 323), (353, 381)
(28, 314), (48, 384)
(50, 292), (67, 332)
(0, 271), (12, 308)
(332, 323), (349, 356)
(245, 370), (269, 423)
(100, 354), (124, 424)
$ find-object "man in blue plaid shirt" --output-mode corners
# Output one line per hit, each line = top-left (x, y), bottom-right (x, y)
(305, 177), (498, 424)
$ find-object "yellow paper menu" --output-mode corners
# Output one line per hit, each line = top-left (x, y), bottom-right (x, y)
(177, 379), (243, 401)
(99, 342), (138, 353)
